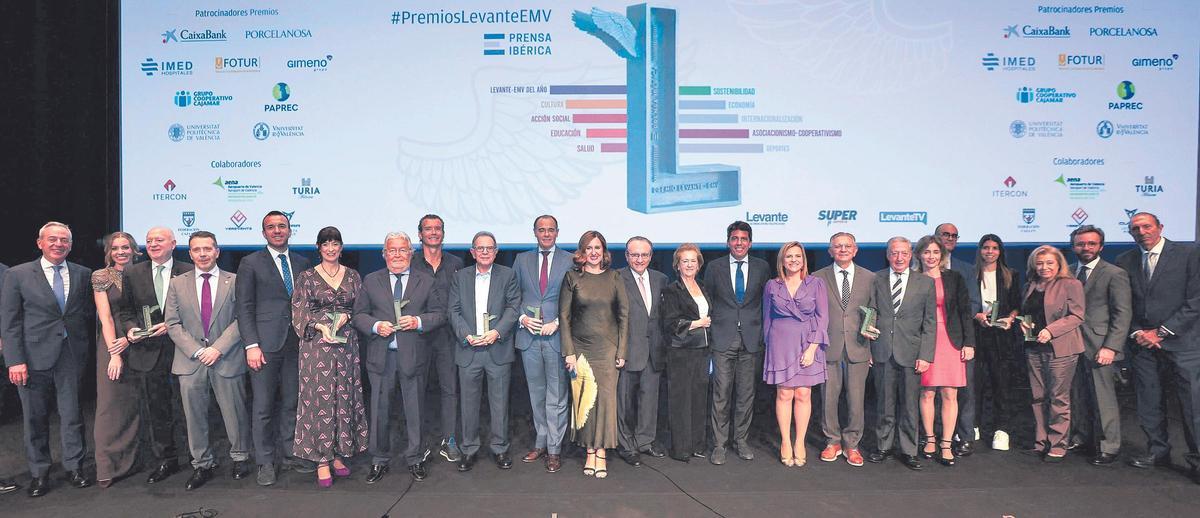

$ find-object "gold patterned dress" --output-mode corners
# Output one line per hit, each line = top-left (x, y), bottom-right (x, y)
(559, 269), (629, 449)
(290, 266), (369, 463)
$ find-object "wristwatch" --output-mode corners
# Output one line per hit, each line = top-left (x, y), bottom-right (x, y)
(1156, 326), (1171, 339)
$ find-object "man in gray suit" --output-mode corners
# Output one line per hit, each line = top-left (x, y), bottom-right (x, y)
(355, 231), (447, 482)
(164, 231), (251, 491)
(704, 221), (770, 465)
(0, 261), (16, 495)
(616, 236), (669, 466)
(448, 231), (520, 472)
(1116, 212), (1200, 484)
(1, 222), (94, 497)
(513, 215), (574, 473)
(813, 232), (875, 467)
(866, 236), (936, 471)
(935, 222), (983, 456)
(1067, 225), (1131, 466)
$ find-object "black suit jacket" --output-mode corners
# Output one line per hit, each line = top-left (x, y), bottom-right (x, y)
(938, 269), (976, 350)
(117, 259), (194, 372)
(1115, 239), (1200, 350)
(660, 279), (712, 349)
(702, 255), (770, 353)
(1, 259), (94, 371)
(619, 267), (668, 372)
(235, 248), (310, 352)
(353, 268), (447, 377)
(448, 264), (521, 367)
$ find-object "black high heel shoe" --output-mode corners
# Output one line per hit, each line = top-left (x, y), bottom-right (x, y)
(920, 435), (936, 459)
(938, 440), (957, 467)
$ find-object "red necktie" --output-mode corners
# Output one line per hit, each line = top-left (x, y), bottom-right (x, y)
(200, 273), (213, 339)
(539, 250), (550, 295)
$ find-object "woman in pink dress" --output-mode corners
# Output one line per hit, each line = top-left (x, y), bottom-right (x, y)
(914, 236), (975, 466)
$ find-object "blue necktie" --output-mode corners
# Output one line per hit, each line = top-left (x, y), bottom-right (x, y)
(52, 264), (66, 311)
(278, 253), (293, 295)
(735, 260), (746, 304)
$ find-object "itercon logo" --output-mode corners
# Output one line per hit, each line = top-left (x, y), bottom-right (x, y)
(153, 179), (186, 201)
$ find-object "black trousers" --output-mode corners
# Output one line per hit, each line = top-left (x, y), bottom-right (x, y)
(427, 332), (459, 442)
(975, 326), (1022, 434)
(667, 348), (708, 458)
(711, 335), (759, 449)
(1131, 344), (1200, 464)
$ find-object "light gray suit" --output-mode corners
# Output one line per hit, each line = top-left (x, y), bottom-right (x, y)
(813, 263), (875, 451)
(513, 248), (573, 454)
(1069, 259), (1132, 455)
(165, 268), (251, 470)
(870, 268), (936, 457)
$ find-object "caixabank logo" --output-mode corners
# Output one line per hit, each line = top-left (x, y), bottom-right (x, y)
(162, 28), (227, 44)
(141, 57), (194, 77)
(1003, 24), (1070, 39)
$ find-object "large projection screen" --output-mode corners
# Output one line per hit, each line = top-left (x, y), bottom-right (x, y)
(120, 0), (1199, 246)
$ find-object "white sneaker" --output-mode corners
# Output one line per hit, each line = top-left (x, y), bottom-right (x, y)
(974, 427), (980, 441)
(992, 430), (1010, 451)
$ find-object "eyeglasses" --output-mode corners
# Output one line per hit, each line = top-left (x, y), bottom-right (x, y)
(939, 232), (959, 240)
(627, 253), (651, 259)
(384, 248), (412, 256)
(473, 246), (497, 253)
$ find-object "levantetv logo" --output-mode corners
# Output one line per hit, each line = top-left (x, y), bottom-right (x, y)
(162, 28), (228, 43)
(879, 211), (928, 224)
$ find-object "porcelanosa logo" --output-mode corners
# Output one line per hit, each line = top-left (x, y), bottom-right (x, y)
(162, 28), (228, 43)
(1089, 26), (1158, 37)
(1004, 24), (1070, 39)
(244, 28), (313, 40)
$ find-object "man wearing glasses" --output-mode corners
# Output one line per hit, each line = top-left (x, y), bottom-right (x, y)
(935, 222), (983, 457)
(513, 215), (574, 472)
(447, 231), (521, 472)
(354, 232), (447, 482)
(615, 237), (669, 466)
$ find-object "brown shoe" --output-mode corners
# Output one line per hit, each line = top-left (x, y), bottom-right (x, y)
(845, 448), (865, 467)
(545, 454), (562, 473)
(522, 448), (547, 463)
(820, 444), (842, 462)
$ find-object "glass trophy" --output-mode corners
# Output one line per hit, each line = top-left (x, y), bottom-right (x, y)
(131, 305), (160, 338)
(984, 301), (1006, 328)
(316, 312), (349, 344)
(1016, 315), (1038, 341)
(469, 313), (499, 342)
(392, 299), (410, 327)
(525, 305), (542, 334)
(858, 306), (880, 340)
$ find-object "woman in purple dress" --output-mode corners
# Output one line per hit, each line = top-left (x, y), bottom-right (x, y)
(762, 241), (828, 467)
(291, 227), (369, 487)
(914, 235), (975, 467)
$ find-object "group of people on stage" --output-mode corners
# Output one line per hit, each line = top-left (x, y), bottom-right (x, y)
(1, 209), (1198, 498)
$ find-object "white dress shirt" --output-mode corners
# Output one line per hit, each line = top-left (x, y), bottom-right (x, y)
(890, 268), (910, 309)
(39, 256), (70, 301)
(474, 267), (492, 335)
(834, 263), (855, 303)
(267, 245), (294, 282)
(632, 269), (653, 313)
(374, 269), (421, 348)
(1076, 257), (1100, 282)
(728, 254), (748, 290)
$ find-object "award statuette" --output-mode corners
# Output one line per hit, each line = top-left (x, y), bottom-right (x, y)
(858, 306), (880, 340)
(1016, 315), (1038, 341)
(525, 306), (541, 320)
(132, 305), (160, 339)
(392, 299), (410, 327)
(315, 312), (350, 344)
(984, 301), (1006, 328)
(469, 313), (499, 342)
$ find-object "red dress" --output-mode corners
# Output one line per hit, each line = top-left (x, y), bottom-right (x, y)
(921, 277), (966, 387)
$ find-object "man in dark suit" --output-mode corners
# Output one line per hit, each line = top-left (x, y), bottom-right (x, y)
(935, 222), (983, 456)
(234, 211), (312, 486)
(164, 231), (251, 491)
(118, 227), (194, 484)
(703, 221), (770, 465)
(866, 236), (936, 471)
(1115, 212), (1200, 483)
(1068, 225), (1132, 466)
(0, 261), (22, 495)
(813, 232), (875, 467)
(615, 236), (669, 466)
(411, 214), (466, 464)
(1, 222), (95, 496)
(448, 231), (520, 472)
(512, 215), (574, 473)
(355, 231), (447, 482)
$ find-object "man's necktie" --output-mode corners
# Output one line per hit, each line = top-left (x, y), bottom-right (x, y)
(1144, 252), (1157, 281)
(735, 261), (746, 304)
(840, 270), (851, 311)
(278, 253), (293, 295)
(154, 264), (167, 308)
(892, 272), (904, 312)
(52, 264), (66, 312)
(393, 272), (406, 300)
(538, 250), (550, 295)
(1076, 265), (1089, 286)
(200, 273), (213, 339)
(637, 274), (651, 315)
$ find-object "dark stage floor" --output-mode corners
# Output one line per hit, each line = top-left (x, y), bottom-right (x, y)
(0, 365), (1197, 517)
